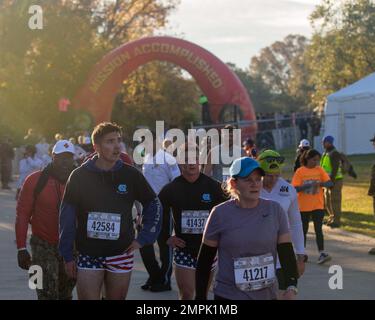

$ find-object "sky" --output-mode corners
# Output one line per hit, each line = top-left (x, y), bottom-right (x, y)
(164, 0), (321, 69)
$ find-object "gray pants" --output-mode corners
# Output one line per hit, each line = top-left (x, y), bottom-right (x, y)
(324, 179), (343, 225)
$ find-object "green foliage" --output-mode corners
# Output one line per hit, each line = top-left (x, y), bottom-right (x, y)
(112, 62), (200, 140)
(227, 63), (276, 113)
(0, 0), (178, 139)
(249, 35), (311, 112)
(306, 0), (375, 109)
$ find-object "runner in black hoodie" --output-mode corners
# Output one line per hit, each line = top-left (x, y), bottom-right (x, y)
(59, 122), (161, 300)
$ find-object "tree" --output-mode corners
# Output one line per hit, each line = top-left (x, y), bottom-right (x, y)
(306, 0), (375, 109)
(0, 0), (178, 140)
(249, 34), (310, 112)
(112, 62), (200, 141)
(227, 63), (276, 113)
(95, 0), (178, 47)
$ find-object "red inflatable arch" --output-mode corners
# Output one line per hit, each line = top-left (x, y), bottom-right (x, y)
(73, 36), (257, 137)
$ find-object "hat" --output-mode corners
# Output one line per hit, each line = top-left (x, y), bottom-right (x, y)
(370, 134), (375, 142)
(323, 135), (334, 144)
(242, 138), (255, 147)
(299, 139), (310, 148)
(258, 150), (285, 174)
(229, 157), (265, 178)
(52, 140), (75, 155)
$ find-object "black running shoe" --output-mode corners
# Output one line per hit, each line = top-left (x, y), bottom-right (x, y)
(141, 279), (152, 291)
(150, 283), (172, 292)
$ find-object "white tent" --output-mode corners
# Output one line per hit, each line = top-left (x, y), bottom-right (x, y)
(323, 72), (375, 155)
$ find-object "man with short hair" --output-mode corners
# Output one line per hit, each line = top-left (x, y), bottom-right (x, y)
(159, 143), (228, 299)
(321, 135), (343, 228)
(59, 122), (162, 300)
(15, 140), (76, 300)
(242, 138), (257, 158)
(203, 125), (245, 182)
(139, 133), (181, 292)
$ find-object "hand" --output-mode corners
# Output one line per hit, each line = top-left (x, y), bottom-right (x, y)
(297, 260), (305, 277)
(64, 261), (77, 279)
(125, 240), (142, 254)
(17, 250), (32, 270)
(282, 289), (297, 300)
(167, 236), (186, 249)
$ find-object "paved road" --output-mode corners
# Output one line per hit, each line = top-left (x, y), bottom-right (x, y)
(1, 184), (374, 300)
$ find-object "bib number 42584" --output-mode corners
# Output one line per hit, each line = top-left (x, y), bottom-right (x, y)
(90, 221), (116, 233)
(87, 212), (121, 240)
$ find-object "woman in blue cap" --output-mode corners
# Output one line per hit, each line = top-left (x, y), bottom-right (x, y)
(195, 157), (299, 300)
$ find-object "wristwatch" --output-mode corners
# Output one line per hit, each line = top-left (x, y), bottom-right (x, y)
(286, 285), (298, 295)
(297, 254), (308, 263)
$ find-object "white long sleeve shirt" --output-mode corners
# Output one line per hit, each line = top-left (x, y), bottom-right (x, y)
(17, 156), (43, 189)
(260, 177), (305, 268)
(142, 150), (181, 195)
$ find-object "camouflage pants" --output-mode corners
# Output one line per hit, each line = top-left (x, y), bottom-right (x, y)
(324, 179), (343, 225)
(30, 236), (76, 300)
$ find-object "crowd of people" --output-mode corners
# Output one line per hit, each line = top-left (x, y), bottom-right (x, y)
(4, 121), (374, 300)
(255, 112), (322, 139)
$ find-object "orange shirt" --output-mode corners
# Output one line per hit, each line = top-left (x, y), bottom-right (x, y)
(292, 166), (331, 212)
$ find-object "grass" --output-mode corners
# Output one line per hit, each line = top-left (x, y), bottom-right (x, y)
(279, 148), (375, 238)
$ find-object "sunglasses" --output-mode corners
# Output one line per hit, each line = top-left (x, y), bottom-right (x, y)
(262, 156), (285, 164)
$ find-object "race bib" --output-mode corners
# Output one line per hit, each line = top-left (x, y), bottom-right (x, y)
(181, 210), (209, 234)
(87, 212), (121, 240)
(234, 253), (276, 292)
(302, 180), (319, 195)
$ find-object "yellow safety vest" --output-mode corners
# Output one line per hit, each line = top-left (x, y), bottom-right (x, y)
(321, 151), (343, 180)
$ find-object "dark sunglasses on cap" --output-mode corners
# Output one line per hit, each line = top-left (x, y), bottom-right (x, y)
(263, 156), (285, 164)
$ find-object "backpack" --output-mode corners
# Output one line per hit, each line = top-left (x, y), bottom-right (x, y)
(339, 153), (357, 179)
(31, 165), (52, 214)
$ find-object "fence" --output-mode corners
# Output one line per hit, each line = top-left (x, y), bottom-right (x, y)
(191, 112), (321, 151)
(192, 111), (375, 155)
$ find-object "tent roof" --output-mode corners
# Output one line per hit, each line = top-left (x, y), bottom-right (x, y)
(327, 72), (375, 102)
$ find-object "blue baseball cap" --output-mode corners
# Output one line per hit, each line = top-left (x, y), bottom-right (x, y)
(229, 157), (265, 178)
(323, 135), (334, 144)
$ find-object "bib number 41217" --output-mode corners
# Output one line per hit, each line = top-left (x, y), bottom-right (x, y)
(234, 253), (276, 292)
(242, 266), (269, 282)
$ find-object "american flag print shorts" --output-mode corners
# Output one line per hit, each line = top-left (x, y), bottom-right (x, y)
(77, 251), (134, 273)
